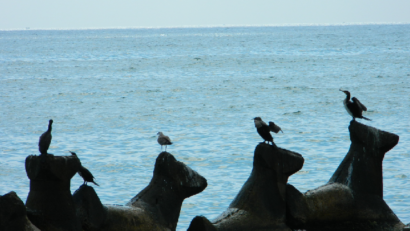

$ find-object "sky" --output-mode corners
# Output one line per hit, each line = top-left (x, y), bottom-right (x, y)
(1, 0), (410, 30)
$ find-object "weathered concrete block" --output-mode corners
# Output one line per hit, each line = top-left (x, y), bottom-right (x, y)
(73, 152), (207, 231)
(25, 154), (81, 231)
(286, 121), (404, 231)
(188, 143), (304, 231)
(0, 191), (40, 231)
(285, 183), (309, 228)
(330, 120), (399, 197)
(73, 185), (107, 230)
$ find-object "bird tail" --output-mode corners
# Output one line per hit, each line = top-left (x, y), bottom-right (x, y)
(362, 116), (372, 121)
(93, 181), (100, 187)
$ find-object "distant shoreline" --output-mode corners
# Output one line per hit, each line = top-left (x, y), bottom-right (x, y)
(1, 22), (409, 32)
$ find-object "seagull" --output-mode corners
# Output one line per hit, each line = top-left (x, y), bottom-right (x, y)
(157, 132), (172, 151)
(253, 117), (274, 145)
(39, 119), (53, 156)
(268, 121), (283, 134)
(340, 89), (371, 121)
(69, 151), (100, 187)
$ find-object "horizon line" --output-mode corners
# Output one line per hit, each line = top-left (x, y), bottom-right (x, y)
(1, 22), (409, 31)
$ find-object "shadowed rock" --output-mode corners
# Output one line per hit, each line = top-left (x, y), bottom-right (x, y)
(0, 191), (40, 231)
(73, 185), (107, 230)
(285, 184), (309, 228)
(286, 120), (404, 231)
(329, 120), (399, 196)
(25, 154), (82, 231)
(188, 216), (217, 231)
(188, 143), (304, 231)
(73, 152), (207, 231)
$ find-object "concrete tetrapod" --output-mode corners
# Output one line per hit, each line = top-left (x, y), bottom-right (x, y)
(0, 191), (40, 231)
(25, 154), (82, 231)
(188, 143), (305, 231)
(73, 152), (208, 231)
(286, 120), (405, 231)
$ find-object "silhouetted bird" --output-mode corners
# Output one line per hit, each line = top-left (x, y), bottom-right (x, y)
(268, 121), (283, 134)
(253, 117), (274, 145)
(69, 151), (100, 186)
(39, 119), (53, 155)
(157, 132), (172, 151)
(340, 89), (371, 121)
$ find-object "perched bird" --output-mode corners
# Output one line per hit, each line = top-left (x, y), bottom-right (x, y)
(340, 89), (371, 121)
(157, 132), (172, 151)
(269, 121), (283, 134)
(253, 117), (274, 145)
(39, 119), (53, 155)
(69, 151), (100, 187)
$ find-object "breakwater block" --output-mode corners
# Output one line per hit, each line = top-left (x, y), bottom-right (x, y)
(286, 120), (405, 231)
(188, 143), (304, 231)
(0, 191), (40, 231)
(25, 154), (82, 231)
(73, 185), (107, 230)
(73, 152), (207, 231)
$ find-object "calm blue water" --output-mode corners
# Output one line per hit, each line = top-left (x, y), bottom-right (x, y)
(1, 25), (409, 230)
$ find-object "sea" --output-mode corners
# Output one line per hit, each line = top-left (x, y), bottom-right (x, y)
(1, 24), (409, 230)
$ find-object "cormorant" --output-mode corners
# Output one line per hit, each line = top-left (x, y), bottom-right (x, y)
(39, 119), (53, 155)
(253, 117), (274, 145)
(268, 121), (283, 134)
(69, 151), (100, 186)
(157, 132), (172, 151)
(340, 89), (371, 121)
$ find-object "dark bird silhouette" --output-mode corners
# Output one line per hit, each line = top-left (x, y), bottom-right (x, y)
(69, 151), (100, 186)
(340, 89), (371, 121)
(253, 117), (274, 145)
(268, 121), (283, 134)
(157, 132), (173, 151)
(38, 119), (53, 155)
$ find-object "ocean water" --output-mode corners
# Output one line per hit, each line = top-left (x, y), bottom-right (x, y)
(0, 24), (409, 230)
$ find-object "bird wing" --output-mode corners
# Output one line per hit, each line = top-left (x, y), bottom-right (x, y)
(269, 122), (283, 133)
(158, 136), (172, 145)
(352, 97), (367, 111)
(164, 136), (172, 144)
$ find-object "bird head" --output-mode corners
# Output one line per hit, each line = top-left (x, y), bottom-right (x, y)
(157, 132), (163, 136)
(69, 151), (77, 156)
(253, 117), (262, 121)
(339, 89), (350, 95)
(49, 119), (53, 125)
